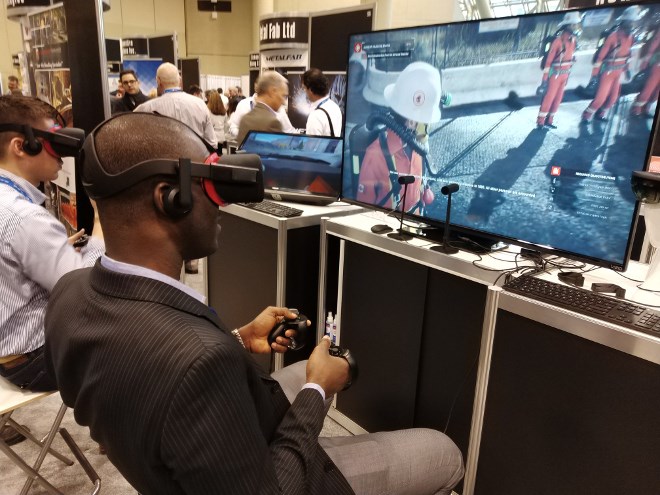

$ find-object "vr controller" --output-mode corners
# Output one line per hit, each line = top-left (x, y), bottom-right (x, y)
(267, 309), (358, 390)
(267, 310), (308, 350)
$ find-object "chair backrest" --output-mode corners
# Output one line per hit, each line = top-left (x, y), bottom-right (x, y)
(0, 377), (54, 415)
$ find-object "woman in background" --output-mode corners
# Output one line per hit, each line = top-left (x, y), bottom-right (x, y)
(207, 90), (227, 153)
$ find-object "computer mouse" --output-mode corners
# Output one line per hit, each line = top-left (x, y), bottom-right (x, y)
(371, 224), (393, 234)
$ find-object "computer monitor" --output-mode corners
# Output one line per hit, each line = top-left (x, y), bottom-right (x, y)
(343, 1), (660, 270)
(239, 131), (343, 205)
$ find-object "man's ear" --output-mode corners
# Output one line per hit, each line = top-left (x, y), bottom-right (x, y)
(154, 181), (188, 218)
(9, 136), (26, 157)
(153, 182), (173, 217)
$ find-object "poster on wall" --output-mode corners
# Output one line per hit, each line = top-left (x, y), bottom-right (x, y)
(27, 4), (72, 119)
(24, 4), (79, 235)
(286, 72), (347, 131)
(123, 59), (163, 98)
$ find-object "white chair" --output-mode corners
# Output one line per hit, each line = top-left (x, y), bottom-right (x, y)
(0, 377), (100, 495)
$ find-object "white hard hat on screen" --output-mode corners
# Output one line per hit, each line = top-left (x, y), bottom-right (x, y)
(383, 62), (442, 124)
(558, 11), (582, 27)
(618, 5), (647, 22)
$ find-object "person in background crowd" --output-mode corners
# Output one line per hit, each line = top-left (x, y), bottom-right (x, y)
(217, 87), (229, 107)
(135, 63), (217, 150)
(0, 95), (104, 444)
(303, 68), (343, 137)
(44, 111), (464, 495)
(236, 71), (288, 145)
(188, 84), (204, 100)
(229, 79), (297, 143)
(111, 70), (149, 114)
(110, 78), (125, 99)
(6, 75), (22, 96)
(207, 90), (227, 153)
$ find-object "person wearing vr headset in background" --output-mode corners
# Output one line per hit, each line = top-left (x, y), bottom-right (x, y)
(44, 111), (464, 495)
(0, 95), (104, 444)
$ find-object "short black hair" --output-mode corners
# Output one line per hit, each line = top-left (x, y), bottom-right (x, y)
(92, 113), (208, 219)
(8, 75), (19, 83)
(302, 68), (329, 97)
(188, 84), (203, 95)
(119, 70), (138, 82)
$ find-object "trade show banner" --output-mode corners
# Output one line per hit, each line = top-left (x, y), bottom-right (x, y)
(259, 15), (309, 48)
(6, 0), (52, 19)
(260, 48), (308, 71)
(22, 3), (78, 234)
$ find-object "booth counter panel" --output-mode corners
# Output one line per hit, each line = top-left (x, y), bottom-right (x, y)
(333, 238), (488, 461)
(209, 213), (278, 330)
(336, 241), (429, 431)
(474, 307), (660, 495)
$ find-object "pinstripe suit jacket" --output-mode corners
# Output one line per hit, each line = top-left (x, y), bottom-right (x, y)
(44, 261), (354, 495)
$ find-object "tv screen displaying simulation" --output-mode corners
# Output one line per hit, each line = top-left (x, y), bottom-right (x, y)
(240, 131), (343, 200)
(343, 2), (660, 269)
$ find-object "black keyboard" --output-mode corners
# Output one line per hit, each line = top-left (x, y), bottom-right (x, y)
(503, 275), (660, 337)
(238, 201), (304, 218)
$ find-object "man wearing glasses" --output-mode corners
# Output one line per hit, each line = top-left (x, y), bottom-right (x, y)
(112, 69), (149, 114)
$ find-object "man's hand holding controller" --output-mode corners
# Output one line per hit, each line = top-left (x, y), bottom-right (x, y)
(263, 308), (358, 394)
(307, 336), (352, 397)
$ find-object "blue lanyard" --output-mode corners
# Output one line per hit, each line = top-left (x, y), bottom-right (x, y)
(317, 97), (330, 108)
(163, 88), (183, 94)
(0, 176), (33, 203)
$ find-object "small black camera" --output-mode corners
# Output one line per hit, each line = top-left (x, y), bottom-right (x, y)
(631, 171), (660, 204)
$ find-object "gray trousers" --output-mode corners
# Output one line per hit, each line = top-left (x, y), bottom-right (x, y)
(272, 361), (465, 495)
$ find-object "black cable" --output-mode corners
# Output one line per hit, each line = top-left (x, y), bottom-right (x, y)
(443, 354), (479, 434)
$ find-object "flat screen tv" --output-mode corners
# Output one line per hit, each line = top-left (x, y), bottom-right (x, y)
(342, 1), (660, 270)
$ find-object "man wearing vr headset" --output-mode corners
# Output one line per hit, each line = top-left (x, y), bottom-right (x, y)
(44, 112), (464, 495)
(0, 96), (105, 441)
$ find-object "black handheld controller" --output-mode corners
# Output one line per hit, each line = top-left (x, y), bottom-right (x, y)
(267, 310), (308, 349)
(73, 234), (89, 248)
(329, 344), (358, 390)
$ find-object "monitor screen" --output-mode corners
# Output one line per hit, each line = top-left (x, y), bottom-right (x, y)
(240, 131), (343, 202)
(343, 2), (660, 270)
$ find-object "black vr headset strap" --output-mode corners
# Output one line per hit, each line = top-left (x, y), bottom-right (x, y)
(377, 131), (401, 208)
(178, 158), (193, 210)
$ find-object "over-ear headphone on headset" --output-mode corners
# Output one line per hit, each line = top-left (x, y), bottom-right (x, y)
(82, 113), (264, 218)
(21, 126), (42, 156)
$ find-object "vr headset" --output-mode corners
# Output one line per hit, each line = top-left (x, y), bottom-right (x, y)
(82, 115), (264, 212)
(0, 123), (85, 158)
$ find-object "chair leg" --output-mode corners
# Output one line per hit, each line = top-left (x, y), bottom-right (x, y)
(8, 417), (73, 465)
(19, 402), (68, 495)
(60, 427), (102, 495)
(0, 439), (63, 495)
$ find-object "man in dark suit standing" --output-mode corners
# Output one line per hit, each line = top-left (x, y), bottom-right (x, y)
(44, 113), (464, 495)
(111, 69), (149, 114)
(236, 71), (287, 145)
